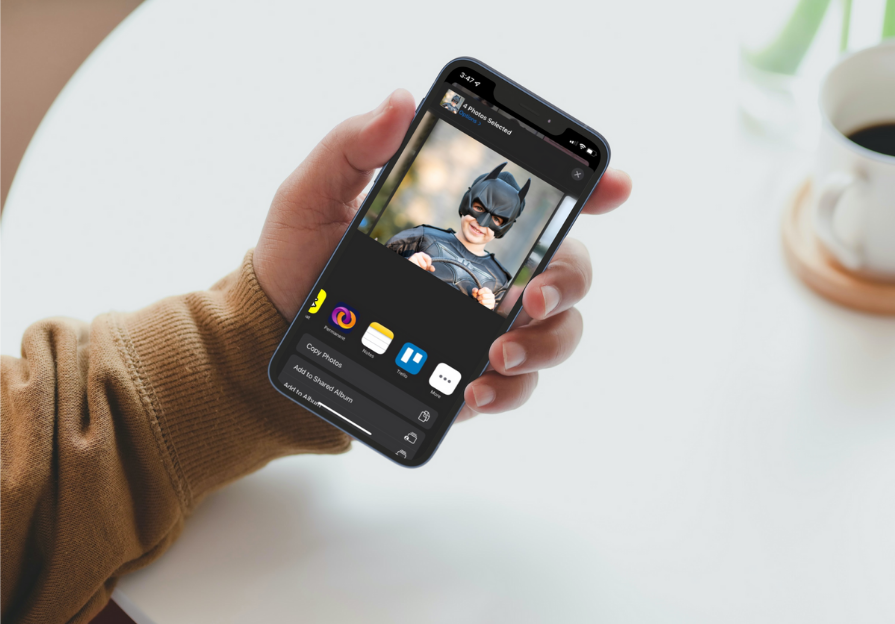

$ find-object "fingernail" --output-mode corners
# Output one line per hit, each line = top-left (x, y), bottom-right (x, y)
(471, 384), (495, 408)
(503, 342), (526, 370)
(373, 91), (394, 115)
(541, 285), (561, 316)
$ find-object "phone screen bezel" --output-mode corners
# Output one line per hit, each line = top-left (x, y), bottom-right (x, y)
(268, 57), (611, 467)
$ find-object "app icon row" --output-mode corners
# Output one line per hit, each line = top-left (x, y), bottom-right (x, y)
(310, 290), (461, 396)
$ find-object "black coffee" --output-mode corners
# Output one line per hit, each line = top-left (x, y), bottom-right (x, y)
(848, 122), (895, 157)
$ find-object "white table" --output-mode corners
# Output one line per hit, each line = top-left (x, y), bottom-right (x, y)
(4, 1), (895, 622)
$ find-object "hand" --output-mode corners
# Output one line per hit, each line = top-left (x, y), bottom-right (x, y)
(255, 89), (417, 319)
(407, 252), (435, 272)
(254, 90), (632, 423)
(457, 170), (631, 422)
(471, 287), (496, 310)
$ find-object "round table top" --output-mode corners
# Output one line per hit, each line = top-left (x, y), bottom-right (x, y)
(4, 1), (895, 622)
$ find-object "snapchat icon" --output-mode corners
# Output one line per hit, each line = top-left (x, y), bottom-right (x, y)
(308, 289), (327, 313)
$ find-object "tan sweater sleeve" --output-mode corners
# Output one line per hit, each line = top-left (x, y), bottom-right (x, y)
(1, 250), (350, 624)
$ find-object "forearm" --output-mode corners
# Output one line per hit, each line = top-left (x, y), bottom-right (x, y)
(0, 250), (349, 623)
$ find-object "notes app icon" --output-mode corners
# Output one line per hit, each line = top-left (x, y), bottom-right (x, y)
(308, 289), (326, 314)
(362, 322), (393, 355)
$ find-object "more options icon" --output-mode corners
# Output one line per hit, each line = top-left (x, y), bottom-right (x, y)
(429, 363), (461, 395)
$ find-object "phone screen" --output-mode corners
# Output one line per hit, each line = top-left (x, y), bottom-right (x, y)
(269, 60), (608, 466)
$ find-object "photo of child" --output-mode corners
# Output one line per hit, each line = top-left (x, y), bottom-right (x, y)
(358, 110), (570, 317)
(440, 90), (464, 113)
(385, 162), (528, 310)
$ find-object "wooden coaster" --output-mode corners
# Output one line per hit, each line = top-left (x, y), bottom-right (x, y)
(782, 178), (895, 315)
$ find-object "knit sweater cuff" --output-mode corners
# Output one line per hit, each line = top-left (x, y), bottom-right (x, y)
(113, 250), (350, 511)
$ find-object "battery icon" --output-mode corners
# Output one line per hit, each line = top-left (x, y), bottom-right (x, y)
(586, 148), (594, 155)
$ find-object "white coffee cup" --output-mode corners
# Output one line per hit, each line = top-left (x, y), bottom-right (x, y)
(814, 41), (895, 282)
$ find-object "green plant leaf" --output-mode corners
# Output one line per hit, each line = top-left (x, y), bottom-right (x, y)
(747, 0), (831, 75)
(841, 0), (852, 51)
(884, 0), (895, 38)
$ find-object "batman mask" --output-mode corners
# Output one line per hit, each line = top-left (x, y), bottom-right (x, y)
(458, 162), (530, 239)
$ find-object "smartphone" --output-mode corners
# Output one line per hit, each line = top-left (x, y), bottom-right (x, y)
(269, 57), (610, 467)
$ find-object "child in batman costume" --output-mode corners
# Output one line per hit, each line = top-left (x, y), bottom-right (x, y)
(385, 162), (530, 310)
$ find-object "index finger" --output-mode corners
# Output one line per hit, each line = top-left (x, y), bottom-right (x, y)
(521, 238), (591, 320)
(581, 168), (632, 215)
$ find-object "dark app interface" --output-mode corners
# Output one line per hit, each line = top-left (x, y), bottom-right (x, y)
(272, 67), (601, 464)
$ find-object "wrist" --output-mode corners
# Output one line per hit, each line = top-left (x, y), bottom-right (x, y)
(114, 249), (349, 509)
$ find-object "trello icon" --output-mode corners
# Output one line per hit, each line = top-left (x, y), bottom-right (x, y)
(395, 343), (427, 375)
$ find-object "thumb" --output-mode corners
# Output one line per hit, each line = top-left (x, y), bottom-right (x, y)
(276, 89), (416, 215)
(255, 89), (415, 319)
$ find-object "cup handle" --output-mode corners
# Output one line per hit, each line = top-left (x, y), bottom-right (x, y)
(814, 172), (863, 270)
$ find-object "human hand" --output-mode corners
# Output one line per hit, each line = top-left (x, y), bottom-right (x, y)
(254, 89), (418, 319)
(472, 287), (496, 310)
(407, 252), (435, 272)
(457, 170), (632, 422)
(253, 90), (632, 423)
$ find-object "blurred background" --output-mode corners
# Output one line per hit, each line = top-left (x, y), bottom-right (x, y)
(739, 0), (894, 144)
(360, 112), (564, 282)
(2, 1), (894, 623)
(1, 0), (143, 211)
